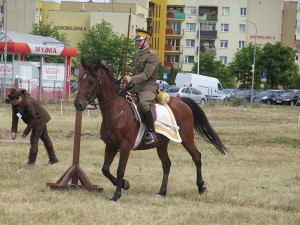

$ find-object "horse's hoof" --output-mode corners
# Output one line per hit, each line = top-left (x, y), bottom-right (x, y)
(198, 186), (207, 194)
(122, 179), (130, 190)
(108, 198), (118, 203)
(109, 196), (119, 202)
(154, 193), (164, 198)
(155, 190), (166, 197)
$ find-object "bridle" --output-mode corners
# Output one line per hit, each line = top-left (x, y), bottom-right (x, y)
(81, 67), (119, 109)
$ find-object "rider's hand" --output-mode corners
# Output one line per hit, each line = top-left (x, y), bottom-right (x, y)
(124, 75), (132, 84)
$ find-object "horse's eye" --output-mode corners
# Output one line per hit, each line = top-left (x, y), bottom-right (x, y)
(88, 80), (94, 86)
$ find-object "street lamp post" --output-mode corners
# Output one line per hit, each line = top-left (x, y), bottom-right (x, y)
(188, 17), (200, 75)
(3, 0), (8, 99)
(244, 19), (257, 105)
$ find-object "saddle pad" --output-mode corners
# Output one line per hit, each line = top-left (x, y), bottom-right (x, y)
(154, 104), (182, 143)
(131, 103), (182, 150)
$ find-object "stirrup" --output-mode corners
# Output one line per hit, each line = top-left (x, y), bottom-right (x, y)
(144, 132), (155, 144)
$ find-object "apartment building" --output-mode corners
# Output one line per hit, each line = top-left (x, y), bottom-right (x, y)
(163, 0), (287, 72)
(1, 0), (297, 72)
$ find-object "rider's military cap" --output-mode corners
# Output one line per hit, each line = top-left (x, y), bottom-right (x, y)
(134, 29), (152, 41)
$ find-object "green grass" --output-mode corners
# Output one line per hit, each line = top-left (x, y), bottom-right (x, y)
(0, 102), (299, 225)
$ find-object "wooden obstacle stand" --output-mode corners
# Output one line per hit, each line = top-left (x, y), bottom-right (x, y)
(46, 110), (103, 192)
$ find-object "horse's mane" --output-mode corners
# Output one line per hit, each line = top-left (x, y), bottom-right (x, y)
(83, 59), (121, 93)
(98, 62), (121, 93)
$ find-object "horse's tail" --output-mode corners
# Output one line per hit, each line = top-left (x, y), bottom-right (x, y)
(180, 97), (227, 154)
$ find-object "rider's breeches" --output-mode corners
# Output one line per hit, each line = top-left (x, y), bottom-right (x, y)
(138, 90), (155, 112)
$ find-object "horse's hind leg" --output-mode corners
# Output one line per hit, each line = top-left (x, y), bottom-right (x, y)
(156, 141), (171, 196)
(181, 141), (206, 194)
(101, 145), (130, 191)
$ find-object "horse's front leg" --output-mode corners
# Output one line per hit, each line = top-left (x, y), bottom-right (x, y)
(110, 148), (131, 201)
(156, 141), (171, 196)
(102, 145), (130, 193)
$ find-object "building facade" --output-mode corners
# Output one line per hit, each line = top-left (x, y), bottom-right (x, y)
(1, 0), (298, 72)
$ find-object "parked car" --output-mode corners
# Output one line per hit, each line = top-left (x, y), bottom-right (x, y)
(70, 81), (77, 93)
(166, 87), (207, 105)
(156, 80), (169, 91)
(229, 89), (261, 102)
(274, 91), (300, 106)
(253, 89), (285, 104)
(213, 88), (238, 101)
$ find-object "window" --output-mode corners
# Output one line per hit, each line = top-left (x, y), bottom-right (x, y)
(220, 40), (228, 48)
(221, 24), (229, 32)
(183, 88), (191, 94)
(186, 23), (196, 31)
(238, 41), (245, 49)
(185, 55), (194, 63)
(188, 7), (197, 15)
(186, 39), (195, 47)
(239, 24), (246, 33)
(221, 7), (230, 16)
(240, 8), (247, 16)
(219, 56), (227, 64)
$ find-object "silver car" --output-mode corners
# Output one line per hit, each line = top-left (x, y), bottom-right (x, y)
(166, 87), (207, 105)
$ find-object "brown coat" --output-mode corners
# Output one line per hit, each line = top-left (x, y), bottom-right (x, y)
(11, 94), (51, 136)
(131, 47), (160, 94)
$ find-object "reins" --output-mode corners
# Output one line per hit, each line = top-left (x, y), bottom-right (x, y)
(91, 66), (128, 109)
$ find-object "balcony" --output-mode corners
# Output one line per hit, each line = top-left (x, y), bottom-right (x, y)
(164, 45), (183, 53)
(166, 12), (185, 20)
(165, 28), (184, 37)
(200, 30), (217, 39)
(198, 14), (217, 21)
(164, 61), (181, 69)
(197, 46), (216, 55)
(198, 6), (218, 21)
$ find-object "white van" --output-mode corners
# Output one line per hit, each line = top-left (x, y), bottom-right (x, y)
(175, 73), (223, 99)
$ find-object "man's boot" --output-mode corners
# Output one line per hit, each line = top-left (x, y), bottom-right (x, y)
(28, 148), (38, 165)
(45, 141), (59, 165)
(143, 110), (156, 144)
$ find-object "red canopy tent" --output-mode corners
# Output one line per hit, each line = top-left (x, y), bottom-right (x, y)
(0, 31), (77, 101)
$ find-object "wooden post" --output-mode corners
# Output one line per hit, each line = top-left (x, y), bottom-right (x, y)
(46, 110), (103, 192)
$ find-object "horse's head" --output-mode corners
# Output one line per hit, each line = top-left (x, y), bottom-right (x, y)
(74, 59), (120, 111)
(74, 59), (102, 111)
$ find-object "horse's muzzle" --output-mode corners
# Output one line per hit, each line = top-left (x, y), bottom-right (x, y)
(74, 100), (88, 111)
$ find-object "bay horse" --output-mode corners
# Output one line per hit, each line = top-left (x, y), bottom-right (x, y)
(74, 60), (227, 201)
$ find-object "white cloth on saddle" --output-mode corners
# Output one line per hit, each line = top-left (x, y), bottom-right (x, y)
(154, 103), (182, 143)
(132, 103), (181, 149)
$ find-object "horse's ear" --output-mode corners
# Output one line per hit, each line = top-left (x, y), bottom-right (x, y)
(81, 58), (88, 69)
(93, 60), (101, 71)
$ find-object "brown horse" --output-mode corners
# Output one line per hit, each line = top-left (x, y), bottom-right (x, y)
(74, 60), (227, 201)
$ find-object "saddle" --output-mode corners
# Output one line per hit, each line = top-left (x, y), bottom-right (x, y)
(122, 82), (171, 121)
(125, 90), (158, 122)
(125, 90), (181, 149)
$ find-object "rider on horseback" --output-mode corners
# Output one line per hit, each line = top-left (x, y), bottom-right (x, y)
(124, 29), (160, 144)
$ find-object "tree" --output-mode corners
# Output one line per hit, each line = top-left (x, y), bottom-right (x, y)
(229, 42), (299, 89)
(228, 43), (262, 89)
(258, 42), (298, 89)
(77, 20), (136, 78)
(26, 23), (70, 63)
(192, 53), (236, 88)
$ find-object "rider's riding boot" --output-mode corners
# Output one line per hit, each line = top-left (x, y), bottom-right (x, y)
(144, 110), (156, 144)
(45, 141), (59, 165)
(28, 148), (38, 165)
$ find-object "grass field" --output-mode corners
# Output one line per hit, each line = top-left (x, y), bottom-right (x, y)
(0, 101), (299, 225)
